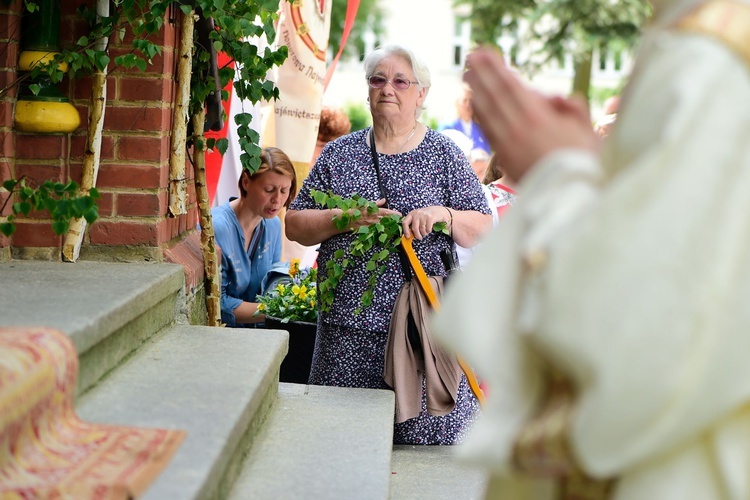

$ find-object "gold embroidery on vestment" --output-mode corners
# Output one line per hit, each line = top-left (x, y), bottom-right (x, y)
(676, 0), (750, 67)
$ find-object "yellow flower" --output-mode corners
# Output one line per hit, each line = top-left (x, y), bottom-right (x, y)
(255, 265), (318, 323)
(290, 258), (301, 278)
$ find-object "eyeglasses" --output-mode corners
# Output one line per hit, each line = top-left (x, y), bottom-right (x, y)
(367, 75), (418, 91)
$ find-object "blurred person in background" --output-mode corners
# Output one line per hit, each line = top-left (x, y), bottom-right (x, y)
(313, 106), (352, 162)
(594, 94), (620, 139)
(483, 154), (517, 220)
(439, 83), (491, 155)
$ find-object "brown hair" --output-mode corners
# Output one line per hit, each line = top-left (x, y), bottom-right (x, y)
(237, 147), (298, 209)
(483, 153), (503, 184)
(317, 107), (352, 143)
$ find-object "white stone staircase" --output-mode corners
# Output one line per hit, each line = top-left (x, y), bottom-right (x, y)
(0, 260), (487, 499)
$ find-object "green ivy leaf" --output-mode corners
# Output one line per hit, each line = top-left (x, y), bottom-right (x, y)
(18, 201), (31, 215)
(84, 207), (98, 224)
(0, 222), (15, 236)
(334, 215), (349, 231)
(51, 220), (69, 235)
(73, 197), (94, 214)
(215, 138), (229, 155)
(43, 198), (57, 212)
(235, 113), (252, 126)
(96, 54), (110, 72)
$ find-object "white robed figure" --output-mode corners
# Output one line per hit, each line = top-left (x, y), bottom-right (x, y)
(433, 0), (750, 498)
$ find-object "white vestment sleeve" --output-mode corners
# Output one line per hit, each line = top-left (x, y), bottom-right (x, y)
(539, 32), (750, 477)
(433, 26), (750, 487)
(432, 149), (603, 470)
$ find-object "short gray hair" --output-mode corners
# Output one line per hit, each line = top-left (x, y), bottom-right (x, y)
(363, 43), (431, 118)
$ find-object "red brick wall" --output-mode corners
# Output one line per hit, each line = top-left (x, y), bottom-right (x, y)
(0, 0), (21, 254)
(0, 3), (201, 270)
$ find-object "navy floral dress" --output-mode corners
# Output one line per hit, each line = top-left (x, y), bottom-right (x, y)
(289, 127), (491, 444)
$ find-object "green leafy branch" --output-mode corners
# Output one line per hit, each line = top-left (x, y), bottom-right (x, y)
(2, 0), (286, 174)
(190, 0), (287, 174)
(310, 189), (448, 314)
(0, 178), (100, 237)
(0, 1), (167, 99)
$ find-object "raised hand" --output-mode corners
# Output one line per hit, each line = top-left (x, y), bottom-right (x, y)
(464, 47), (599, 183)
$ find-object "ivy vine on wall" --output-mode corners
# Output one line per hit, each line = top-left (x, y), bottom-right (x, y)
(1, 0), (288, 235)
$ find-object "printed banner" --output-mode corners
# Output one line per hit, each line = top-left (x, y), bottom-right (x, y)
(270, 0), (332, 180)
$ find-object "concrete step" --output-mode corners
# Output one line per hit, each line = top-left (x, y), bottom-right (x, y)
(75, 324), (288, 500)
(229, 383), (396, 500)
(0, 260), (184, 395)
(390, 445), (489, 500)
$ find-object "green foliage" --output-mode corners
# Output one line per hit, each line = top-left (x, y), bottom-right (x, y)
(421, 113), (440, 131)
(11, 1), (169, 91)
(523, 0), (651, 73)
(256, 261), (318, 323)
(590, 84), (623, 108)
(2, 0), (286, 176)
(455, 0), (651, 101)
(190, 0), (287, 174)
(0, 0), (286, 251)
(342, 100), (372, 132)
(310, 189), (447, 314)
(0, 178), (100, 237)
(455, 0), (534, 47)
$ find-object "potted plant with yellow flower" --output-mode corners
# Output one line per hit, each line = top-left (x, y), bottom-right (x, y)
(256, 259), (318, 384)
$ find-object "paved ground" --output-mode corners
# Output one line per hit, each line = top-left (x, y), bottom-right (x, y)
(390, 445), (488, 499)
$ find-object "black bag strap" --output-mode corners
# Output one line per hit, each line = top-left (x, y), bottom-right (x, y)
(248, 221), (264, 262)
(369, 127), (388, 207)
(369, 128), (413, 281)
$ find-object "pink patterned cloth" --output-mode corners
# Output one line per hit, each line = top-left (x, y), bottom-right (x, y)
(0, 327), (185, 498)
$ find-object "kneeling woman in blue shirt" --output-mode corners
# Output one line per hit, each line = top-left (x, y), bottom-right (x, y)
(212, 147), (297, 327)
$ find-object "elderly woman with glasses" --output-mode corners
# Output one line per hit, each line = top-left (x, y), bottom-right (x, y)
(285, 43), (492, 445)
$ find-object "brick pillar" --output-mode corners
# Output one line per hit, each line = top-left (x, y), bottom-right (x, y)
(0, 4), (203, 261)
(1, 5), (205, 318)
(65, 9), (179, 261)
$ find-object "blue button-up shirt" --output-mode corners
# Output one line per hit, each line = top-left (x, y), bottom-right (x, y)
(212, 200), (282, 327)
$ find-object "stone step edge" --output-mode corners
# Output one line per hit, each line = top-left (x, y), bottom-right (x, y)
(390, 445), (489, 500)
(0, 261), (186, 396)
(229, 383), (396, 500)
(75, 324), (289, 500)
